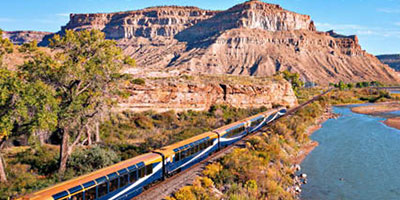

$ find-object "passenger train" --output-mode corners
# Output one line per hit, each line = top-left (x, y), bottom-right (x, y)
(18, 107), (287, 200)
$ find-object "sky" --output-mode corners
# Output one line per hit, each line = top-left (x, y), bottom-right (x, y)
(1, 0), (400, 55)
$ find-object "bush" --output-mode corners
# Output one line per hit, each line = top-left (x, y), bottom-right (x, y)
(131, 78), (145, 85)
(68, 146), (120, 175)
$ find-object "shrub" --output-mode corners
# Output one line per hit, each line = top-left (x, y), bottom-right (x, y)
(131, 78), (145, 85)
(68, 146), (120, 175)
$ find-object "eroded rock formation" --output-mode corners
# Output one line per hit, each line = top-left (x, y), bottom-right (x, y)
(59, 0), (399, 85)
(2, 31), (52, 45)
(117, 76), (297, 112)
(5, 0), (399, 87)
(377, 54), (400, 71)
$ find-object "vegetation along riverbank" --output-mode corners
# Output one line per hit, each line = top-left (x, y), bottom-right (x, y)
(165, 84), (400, 199)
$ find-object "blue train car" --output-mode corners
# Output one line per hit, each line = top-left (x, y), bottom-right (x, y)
(155, 131), (219, 175)
(19, 153), (163, 200)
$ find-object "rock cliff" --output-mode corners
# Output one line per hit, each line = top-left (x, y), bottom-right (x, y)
(377, 54), (400, 71)
(59, 0), (398, 85)
(62, 6), (218, 39)
(6, 0), (399, 86)
(2, 31), (52, 45)
(117, 76), (297, 112)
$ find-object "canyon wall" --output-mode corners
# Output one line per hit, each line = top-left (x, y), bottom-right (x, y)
(6, 0), (400, 85)
(2, 31), (52, 45)
(117, 76), (297, 112)
(377, 54), (400, 71)
(59, 0), (399, 85)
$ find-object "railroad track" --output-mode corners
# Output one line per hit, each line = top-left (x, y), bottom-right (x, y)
(133, 88), (333, 200)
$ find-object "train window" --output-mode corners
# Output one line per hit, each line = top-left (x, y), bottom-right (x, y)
(139, 167), (146, 178)
(175, 152), (180, 162)
(129, 170), (137, 183)
(191, 147), (196, 155)
(70, 193), (83, 200)
(181, 150), (187, 160)
(97, 182), (108, 198)
(120, 173), (129, 188)
(109, 178), (119, 193)
(195, 144), (200, 153)
(225, 126), (245, 138)
(84, 187), (96, 200)
(251, 118), (264, 128)
(145, 165), (153, 175)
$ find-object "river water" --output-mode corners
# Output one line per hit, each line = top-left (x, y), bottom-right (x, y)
(300, 106), (400, 200)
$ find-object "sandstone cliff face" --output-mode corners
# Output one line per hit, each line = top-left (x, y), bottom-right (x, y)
(166, 29), (397, 84)
(62, 6), (218, 39)
(117, 76), (297, 112)
(2, 31), (52, 45)
(15, 0), (400, 85)
(175, 1), (314, 42)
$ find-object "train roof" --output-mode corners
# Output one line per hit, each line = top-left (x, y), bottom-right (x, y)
(214, 107), (286, 134)
(21, 153), (161, 200)
(155, 131), (218, 156)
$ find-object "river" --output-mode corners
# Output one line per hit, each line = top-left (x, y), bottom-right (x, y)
(300, 106), (400, 200)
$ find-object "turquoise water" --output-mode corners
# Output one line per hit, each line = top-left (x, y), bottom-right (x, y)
(300, 106), (400, 200)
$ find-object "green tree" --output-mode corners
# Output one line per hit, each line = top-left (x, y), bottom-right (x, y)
(0, 68), (58, 183)
(20, 29), (134, 175)
(282, 70), (304, 89)
(0, 29), (13, 67)
(347, 83), (354, 90)
(338, 81), (347, 91)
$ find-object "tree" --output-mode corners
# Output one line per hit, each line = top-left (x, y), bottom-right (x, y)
(20, 29), (134, 175)
(0, 68), (58, 183)
(0, 29), (14, 67)
(338, 81), (347, 91)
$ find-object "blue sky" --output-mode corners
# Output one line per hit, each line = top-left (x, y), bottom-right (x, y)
(1, 0), (400, 55)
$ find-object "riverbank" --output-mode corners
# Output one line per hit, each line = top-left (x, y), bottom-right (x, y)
(293, 107), (338, 164)
(351, 102), (400, 115)
(350, 102), (400, 130)
(384, 117), (400, 130)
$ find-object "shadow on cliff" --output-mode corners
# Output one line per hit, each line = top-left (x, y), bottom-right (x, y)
(174, 11), (233, 51)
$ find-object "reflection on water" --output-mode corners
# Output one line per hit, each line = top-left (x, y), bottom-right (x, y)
(301, 106), (400, 200)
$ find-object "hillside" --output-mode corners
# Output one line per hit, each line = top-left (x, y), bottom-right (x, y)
(3, 0), (400, 85)
(377, 54), (400, 71)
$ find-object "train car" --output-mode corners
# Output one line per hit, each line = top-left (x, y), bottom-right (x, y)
(248, 107), (287, 133)
(215, 107), (287, 148)
(214, 119), (248, 148)
(18, 153), (163, 200)
(155, 131), (219, 175)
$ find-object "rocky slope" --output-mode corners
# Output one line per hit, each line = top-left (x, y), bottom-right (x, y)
(2, 31), (52, 45)
(59, 0), (400, 85)
(117, 75), (297, 112)
(377, 54), (400, 71)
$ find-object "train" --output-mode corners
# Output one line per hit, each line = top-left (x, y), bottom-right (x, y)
(18, 107), (287, 200)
